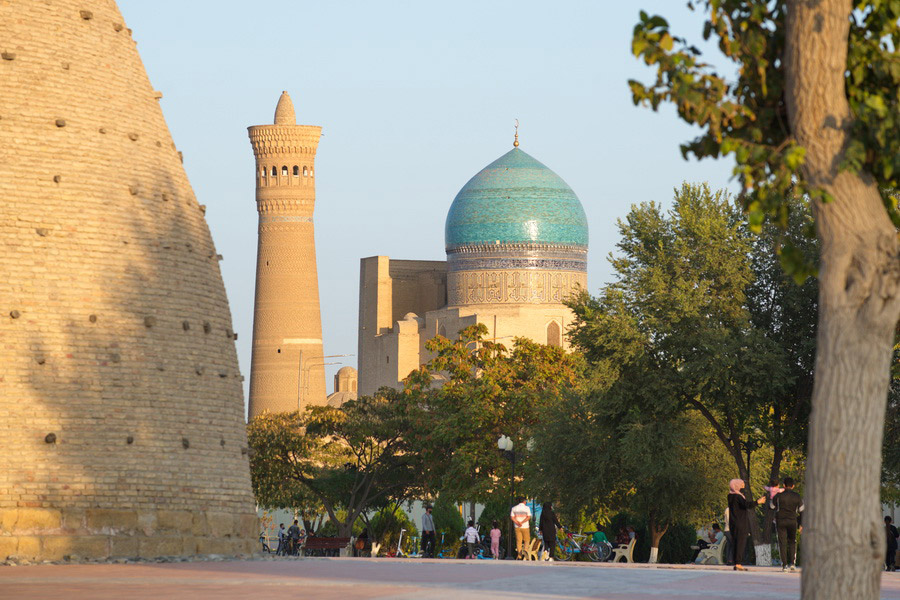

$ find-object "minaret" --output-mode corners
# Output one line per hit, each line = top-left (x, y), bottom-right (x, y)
(247, 92), (326, 417)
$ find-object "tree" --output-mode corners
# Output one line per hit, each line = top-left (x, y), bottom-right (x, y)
(403, 324), (585, 506)
(566, 183), (807, 561)
(629, 2), (900, 595)
(745, 199), (818, 546)
(247, 393), (425, 539)
(531, 385), (732, 563)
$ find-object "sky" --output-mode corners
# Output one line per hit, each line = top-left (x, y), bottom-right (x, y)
(117, 0), (736, 399)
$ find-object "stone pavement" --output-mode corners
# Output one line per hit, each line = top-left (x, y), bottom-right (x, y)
(1, 558), (899, 600)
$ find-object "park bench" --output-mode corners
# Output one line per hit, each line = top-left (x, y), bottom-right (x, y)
(304, 536), (352, 557)
(523, 538), (541, 561)
(694, 538), (726, 565)
(611, 538), (636, 563)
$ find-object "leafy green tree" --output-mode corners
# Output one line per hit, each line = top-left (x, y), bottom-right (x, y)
(745, 199), (818, 544)
(431, 493), (465, 538)
(247, 393), (425, 538)
(629, 2), (900, 595)
(565, 183), (801, 555)
(403, 325), (585, 506)
(531, 346), (734, 561)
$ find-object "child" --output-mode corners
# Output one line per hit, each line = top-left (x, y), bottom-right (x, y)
(764, 478), (784, 500)
(464, 520), (480, 559)
(490, 520), (502, 559)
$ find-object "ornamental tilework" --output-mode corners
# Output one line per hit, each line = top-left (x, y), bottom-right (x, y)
(448, 270), (586, 306)
(445, 148), (589, 247)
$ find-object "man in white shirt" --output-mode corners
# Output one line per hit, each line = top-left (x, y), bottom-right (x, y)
(510, 497), (532, 559)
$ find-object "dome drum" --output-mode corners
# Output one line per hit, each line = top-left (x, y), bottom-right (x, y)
(446, 242), (587, 274)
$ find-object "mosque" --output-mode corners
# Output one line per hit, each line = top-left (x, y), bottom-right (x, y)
(357, 132), (590, 395)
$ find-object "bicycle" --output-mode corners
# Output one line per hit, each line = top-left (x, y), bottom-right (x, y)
(474, 534), (504, 559)
(580, 534), (614, 562)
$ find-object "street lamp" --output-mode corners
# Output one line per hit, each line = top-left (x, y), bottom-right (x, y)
(295, 353), (353, 411)
(497, 435), (516, 559)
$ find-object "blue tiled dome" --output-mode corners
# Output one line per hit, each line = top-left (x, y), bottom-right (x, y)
(445, 148), (588, 249)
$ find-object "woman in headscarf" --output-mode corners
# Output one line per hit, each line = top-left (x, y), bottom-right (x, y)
(727, 478), (765, 570)
(539, 502), (563, 560)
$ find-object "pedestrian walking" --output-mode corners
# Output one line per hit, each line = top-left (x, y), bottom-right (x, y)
(490, 520), (502, 559)
(510, 497), (532, 559)
(727, 478), (765, 571)
(464, 520), (480, 559)
(887, 516), (899, 572)
(770, 477), (803, 572)
(539, 502), (563, 561)
(421, 505), (436, 558)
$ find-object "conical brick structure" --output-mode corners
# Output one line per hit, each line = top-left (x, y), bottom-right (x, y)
(0, 2), (256, 560)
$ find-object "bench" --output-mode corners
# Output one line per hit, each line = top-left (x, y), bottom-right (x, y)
(611, 538), (636, 563)
(695, 538), (726, 565)
(304, 536), (352, 557)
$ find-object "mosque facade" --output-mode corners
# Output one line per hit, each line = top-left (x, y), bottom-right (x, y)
(358, 140), (589, 395)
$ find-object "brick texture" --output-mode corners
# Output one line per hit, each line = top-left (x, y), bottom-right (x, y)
(247, 93), (327, 417)
(0, 0), (256, 559)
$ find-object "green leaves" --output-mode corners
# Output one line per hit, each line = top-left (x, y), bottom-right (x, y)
(247, 393), (428, 537)
(631, 0), (899, 242)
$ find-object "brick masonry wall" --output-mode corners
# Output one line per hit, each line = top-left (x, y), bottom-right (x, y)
(0, 0), (256, 559)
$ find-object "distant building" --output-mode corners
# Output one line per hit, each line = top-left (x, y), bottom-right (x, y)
(358, 139), (589, 394)
(247, 92), (327, 417)
(327, 366), (359, 407)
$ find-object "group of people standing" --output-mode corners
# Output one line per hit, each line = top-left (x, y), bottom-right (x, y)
(727, 477), (803, 571)
(275, 519), (306, 556)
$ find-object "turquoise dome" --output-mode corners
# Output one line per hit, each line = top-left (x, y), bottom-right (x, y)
(445, 148), (588, 248)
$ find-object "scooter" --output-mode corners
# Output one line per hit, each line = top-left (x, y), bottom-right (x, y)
(394, 528), (408, 558)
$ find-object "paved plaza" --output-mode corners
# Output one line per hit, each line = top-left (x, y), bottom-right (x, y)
(1, 558), (899, 600)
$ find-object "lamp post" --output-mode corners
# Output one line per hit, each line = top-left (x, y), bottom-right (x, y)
(498, 435), (516, 559)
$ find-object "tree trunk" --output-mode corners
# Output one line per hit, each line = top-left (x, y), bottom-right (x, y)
(647, 513), (668, 564)
(785, 2), (900, 598)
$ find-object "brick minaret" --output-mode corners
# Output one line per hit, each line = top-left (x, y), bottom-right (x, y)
(248, 92), (326, 417)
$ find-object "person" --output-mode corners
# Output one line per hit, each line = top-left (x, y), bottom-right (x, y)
(490, 520), (502, 559)
(276, 522), (287, 556)
(510, 497), (532, 559)
(770, 477), (804, 572)
(764, 478), (785, 501)
(722, 507), (735, 565)
(355, 527), (369, 557)
(464, 520), (480, 559)
(615, 526), (630, 546)
(887, 516), (899, 572)
(591, 527), (611, 561)
(692, 523), (724, 563)
(287, 519), (302, 556)
(627, 526), (636, 541)
(727, 478), (766, 571)
(421, 505), (436, 558)
(539, 501), (563, 560)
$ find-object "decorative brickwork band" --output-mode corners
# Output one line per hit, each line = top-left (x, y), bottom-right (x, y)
(448, 269), (587, 306)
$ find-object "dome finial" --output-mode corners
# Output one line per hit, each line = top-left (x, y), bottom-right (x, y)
(513, 119), (519, 148)
(274, 91), (296, 125)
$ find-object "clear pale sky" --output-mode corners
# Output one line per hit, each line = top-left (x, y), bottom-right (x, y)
(117, 0), (735, 399)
